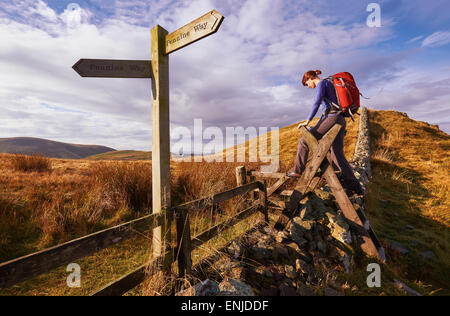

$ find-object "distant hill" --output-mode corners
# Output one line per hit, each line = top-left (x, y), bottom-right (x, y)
(0, 137), (116, 159)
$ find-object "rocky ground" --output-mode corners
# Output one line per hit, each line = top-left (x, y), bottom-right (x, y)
(178, 185), (366, 296)
(177, 108), (375, 297)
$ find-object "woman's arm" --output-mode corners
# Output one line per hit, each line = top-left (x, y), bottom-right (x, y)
(306, 81), (325, 122)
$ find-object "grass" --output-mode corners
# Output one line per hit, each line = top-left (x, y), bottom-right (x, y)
(1, 110), (448, 296)
(10, 154), (52, 173)
(87, 150), (152, 161)
(334, 110), (450, 296)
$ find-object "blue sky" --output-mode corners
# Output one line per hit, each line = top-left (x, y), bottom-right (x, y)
(0, 0), (449, 151)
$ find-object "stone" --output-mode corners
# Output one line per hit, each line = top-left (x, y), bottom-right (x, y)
(322, 185), (332, 192)
(317, 239), (328, 254)
(289, 221), (308, 247)
(273, 246), (289, 260)
(229, 266), (246, 279)
(263, 226), (275, 235)
(324, 287), (345, 296)
(275, 231), (290, 243)
(303, 231), (314, 242)
(393, 279), (422, 296)
(228, 240), (244, 259)
(287, 243), (313, 263)
(251, 246), (271, 261)
(327, 213), (352, 244)
(293, 217), (315, 231)
(260, 286), (278, 296)
(327, 279), (344, 291)
(177, 279), (220, 296)
(296, 282), (315, 296)
(218, 278), (255, 296)
(307, 241), (317, 252)
(284, 265), (298, 279)
(255, 266), (273, 279)
(420, 251), (436, 260)
(334, 247), (352, 272)
(279, 283), (298, 296)
(388, 241), (409, 255)
(296, 259), (315, 275)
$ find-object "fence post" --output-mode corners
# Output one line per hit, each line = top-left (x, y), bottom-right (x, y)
(175, 208), (192, 279)
(235, 166), (247, 186)
(258, 180), (269, 223)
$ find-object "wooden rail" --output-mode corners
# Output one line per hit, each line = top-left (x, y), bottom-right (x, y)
(90, 180), (267, 296)
(0, 179), (267, 295)
(0, 212), (164, 288)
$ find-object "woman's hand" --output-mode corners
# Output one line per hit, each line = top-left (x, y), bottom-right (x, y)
(297, 120), (310, 129)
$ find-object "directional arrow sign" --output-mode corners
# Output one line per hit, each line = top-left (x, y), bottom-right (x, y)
(165, 9), (224, 55)
(72, 59), (152, 78)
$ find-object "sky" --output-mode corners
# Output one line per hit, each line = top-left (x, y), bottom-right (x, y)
(0, 0), (449, 152)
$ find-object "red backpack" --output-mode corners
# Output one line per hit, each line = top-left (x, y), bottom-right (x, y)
(325, 72), (361, 120)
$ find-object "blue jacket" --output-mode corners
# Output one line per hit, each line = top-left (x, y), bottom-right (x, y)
(307, 79), (339, 121)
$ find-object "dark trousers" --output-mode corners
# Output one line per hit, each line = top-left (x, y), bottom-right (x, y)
(293, 114), (363, 192)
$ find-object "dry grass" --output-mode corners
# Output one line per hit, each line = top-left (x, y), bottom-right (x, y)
(361, 110), (450, 295)
(3, 110), (448, 296)
(0, 113), (360, 296)
(10, 154), (52, 173)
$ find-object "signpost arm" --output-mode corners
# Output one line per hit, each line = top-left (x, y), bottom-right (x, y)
(151, 25), (172, 271)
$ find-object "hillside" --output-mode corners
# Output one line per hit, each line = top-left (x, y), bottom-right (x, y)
(0, 137), (115, 159)
(0, 110), (449, 296)
(206, 114), (360, 171)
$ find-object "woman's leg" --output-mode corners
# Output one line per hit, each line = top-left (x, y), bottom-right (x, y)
(330, 117), (364, 193)
(293, 137), (309, 174)
(293, 116), (326, 174)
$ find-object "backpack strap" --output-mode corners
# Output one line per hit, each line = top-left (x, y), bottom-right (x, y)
(324, 76), (343, 112)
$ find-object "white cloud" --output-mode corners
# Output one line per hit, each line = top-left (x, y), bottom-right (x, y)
(0, 0), (448, 154)
(422, 31), (450, 48)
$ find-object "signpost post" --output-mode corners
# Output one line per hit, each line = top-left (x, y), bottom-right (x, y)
(72, 10), (224, 272)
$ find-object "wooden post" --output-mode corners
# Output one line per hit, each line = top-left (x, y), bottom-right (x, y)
(235, 166), (247, 186)
(176, 209), (192, 279)
(151, 25), (172, 270)
(259, 180), (269, 223)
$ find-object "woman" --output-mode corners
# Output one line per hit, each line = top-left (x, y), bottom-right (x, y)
(287, 69), (364, 196)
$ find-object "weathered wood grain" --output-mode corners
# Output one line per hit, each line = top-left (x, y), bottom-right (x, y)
(250, 172), (286, 179)
(235, 166), (247, 187)
(166, 10), (224, 54)
(267, 175), (290, 197)
(301, 129), (383, 260)
(151, 25), (172, 270)
(72, 59), (152, 78)
(0, 213), (163, 288)
(191, 204), (260, 250)
(175, 182), (260, 212)
(175, 209), (192, 278)
(274, 125), (341, 231)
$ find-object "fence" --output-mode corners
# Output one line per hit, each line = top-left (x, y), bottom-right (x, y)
(0, 175), (269, 296)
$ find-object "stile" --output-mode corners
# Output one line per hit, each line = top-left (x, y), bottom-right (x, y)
(274, 125), (342, 231)
(300, 127), (384, 261)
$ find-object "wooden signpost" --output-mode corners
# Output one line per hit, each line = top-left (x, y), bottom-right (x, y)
(72, 59), (152, 78)
(72, 10), (224, 271)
